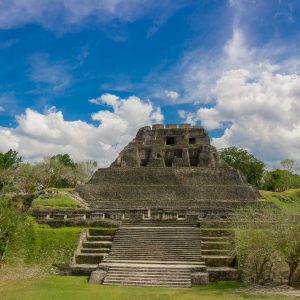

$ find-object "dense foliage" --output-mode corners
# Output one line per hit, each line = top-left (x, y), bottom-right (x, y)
(219, 147), (300, 191)
(0, 150), (97, 195)
(219, 147), (265, 186)
(0, 149), (22, 170)
(0, 199), (34, 262)
(233, 207), (300, 286)
(262, 169), (300, 191)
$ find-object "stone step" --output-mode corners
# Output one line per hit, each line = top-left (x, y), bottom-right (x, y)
(81, 248), (110, 254)
(201, 249), (231, 255)
(202, 255), (234, 267)
(86, 235), (114, 241)
(69, 264), (98, 275)
(75, 253), (106, 264)
(109, 250), (201, 254)
(102, 259), (205, 265)
(201, 241), (232, 250)
(105, 274), (190, 283)
(88, 229), (116, 236)
(107, 256), (202, 260)
(200, 229), (234, 237)
(207, 267), (239, 281)
(107, 269), (191, 275)
(82, 241), (112, 249)
(103, 280), (191, 287)
(201, 236), (231, 241)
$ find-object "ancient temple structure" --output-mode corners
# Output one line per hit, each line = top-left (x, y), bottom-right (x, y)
(76, 123), (257, 220)
(34, 124), (259, 286)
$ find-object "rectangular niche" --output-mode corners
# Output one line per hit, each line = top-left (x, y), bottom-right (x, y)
(189, 137), (196, 144)
(166, 137), (175, 145)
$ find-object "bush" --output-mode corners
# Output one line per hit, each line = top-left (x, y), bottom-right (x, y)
(232, 206), (300, 286)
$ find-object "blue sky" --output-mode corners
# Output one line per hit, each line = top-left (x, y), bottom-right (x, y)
(0, 0), (300, 166)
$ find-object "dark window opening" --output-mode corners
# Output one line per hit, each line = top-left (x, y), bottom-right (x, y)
(166, 137), (175, 145)
(189, 138), (196, 144)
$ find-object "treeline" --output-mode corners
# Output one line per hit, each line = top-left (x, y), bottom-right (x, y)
(0, 149), (97, 196)
(220, 147), (300, 191)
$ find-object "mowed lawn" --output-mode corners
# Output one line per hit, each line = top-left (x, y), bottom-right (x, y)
(0, 276), (297, 300)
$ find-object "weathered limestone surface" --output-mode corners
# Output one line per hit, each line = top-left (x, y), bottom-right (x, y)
(191, 272), (209, 285)
(76, 124), (257, 215)
(89, 270), (107, 284)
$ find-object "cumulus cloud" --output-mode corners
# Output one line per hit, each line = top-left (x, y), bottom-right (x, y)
(179, 28), (300, 164)
(164, 90), (179, 100)
(0, 94), (163, 165)
(198, 69), (300, 163)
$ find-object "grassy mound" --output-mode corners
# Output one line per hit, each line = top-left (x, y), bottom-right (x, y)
(260, 188), (300, 212)
(31, 193), (81, 209)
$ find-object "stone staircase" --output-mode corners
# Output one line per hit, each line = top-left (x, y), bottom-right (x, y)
(100, 221), (207, 287)
(200, 227), (239, 281)
(70, 228), (116, 275)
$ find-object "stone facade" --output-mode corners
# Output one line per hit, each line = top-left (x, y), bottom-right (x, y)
(111, 124), (222, 168)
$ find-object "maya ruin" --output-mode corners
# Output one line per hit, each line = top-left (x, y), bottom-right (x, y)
(33, 124), (259, 287)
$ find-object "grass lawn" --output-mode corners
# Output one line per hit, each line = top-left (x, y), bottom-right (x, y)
(31, 193), (81, 209)
(0, 276), (296, 300)
(260, 188), (300, 212)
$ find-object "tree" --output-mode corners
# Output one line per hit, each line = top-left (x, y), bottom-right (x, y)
(280, 159), (299, 173)
(0, 149), (22, 169)
(50, 154), (76, 168)
(275, 217), (300, 285)
(219, 147), (265, 187)
(263, 169), (300, 191)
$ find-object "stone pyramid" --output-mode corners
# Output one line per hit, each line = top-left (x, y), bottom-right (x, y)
(76, 124), (257, 220)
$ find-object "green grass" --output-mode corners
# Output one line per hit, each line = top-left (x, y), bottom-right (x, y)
(0, 276), (296, 300)
(31, 193), (81, 209)
(260, 188), (300, 212)
(5, 225), (83, 266)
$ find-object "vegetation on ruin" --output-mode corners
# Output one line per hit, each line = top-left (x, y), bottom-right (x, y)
(31, 193), (82, 209)
(0, 276), (296, 300)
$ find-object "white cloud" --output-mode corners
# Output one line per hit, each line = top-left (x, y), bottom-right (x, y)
(0, 0), (184, 34)
(167, 23), (300, 164)
(198, 68), (300, 163)
(0, 106), (5, 112)
(28, 53), (72, 93)
(164, 90), (179, 100)
(178, 110), (196, 125)
(0, 94), (164, 166)
(89, 93), (120, 107)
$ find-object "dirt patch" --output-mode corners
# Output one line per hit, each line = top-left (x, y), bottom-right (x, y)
(239, 285), (300, 298)
(0, 264), (46, 281)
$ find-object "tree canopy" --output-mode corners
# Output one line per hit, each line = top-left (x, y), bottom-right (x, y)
(0, 149), (22, 169)
(219, 146), (265, 187)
